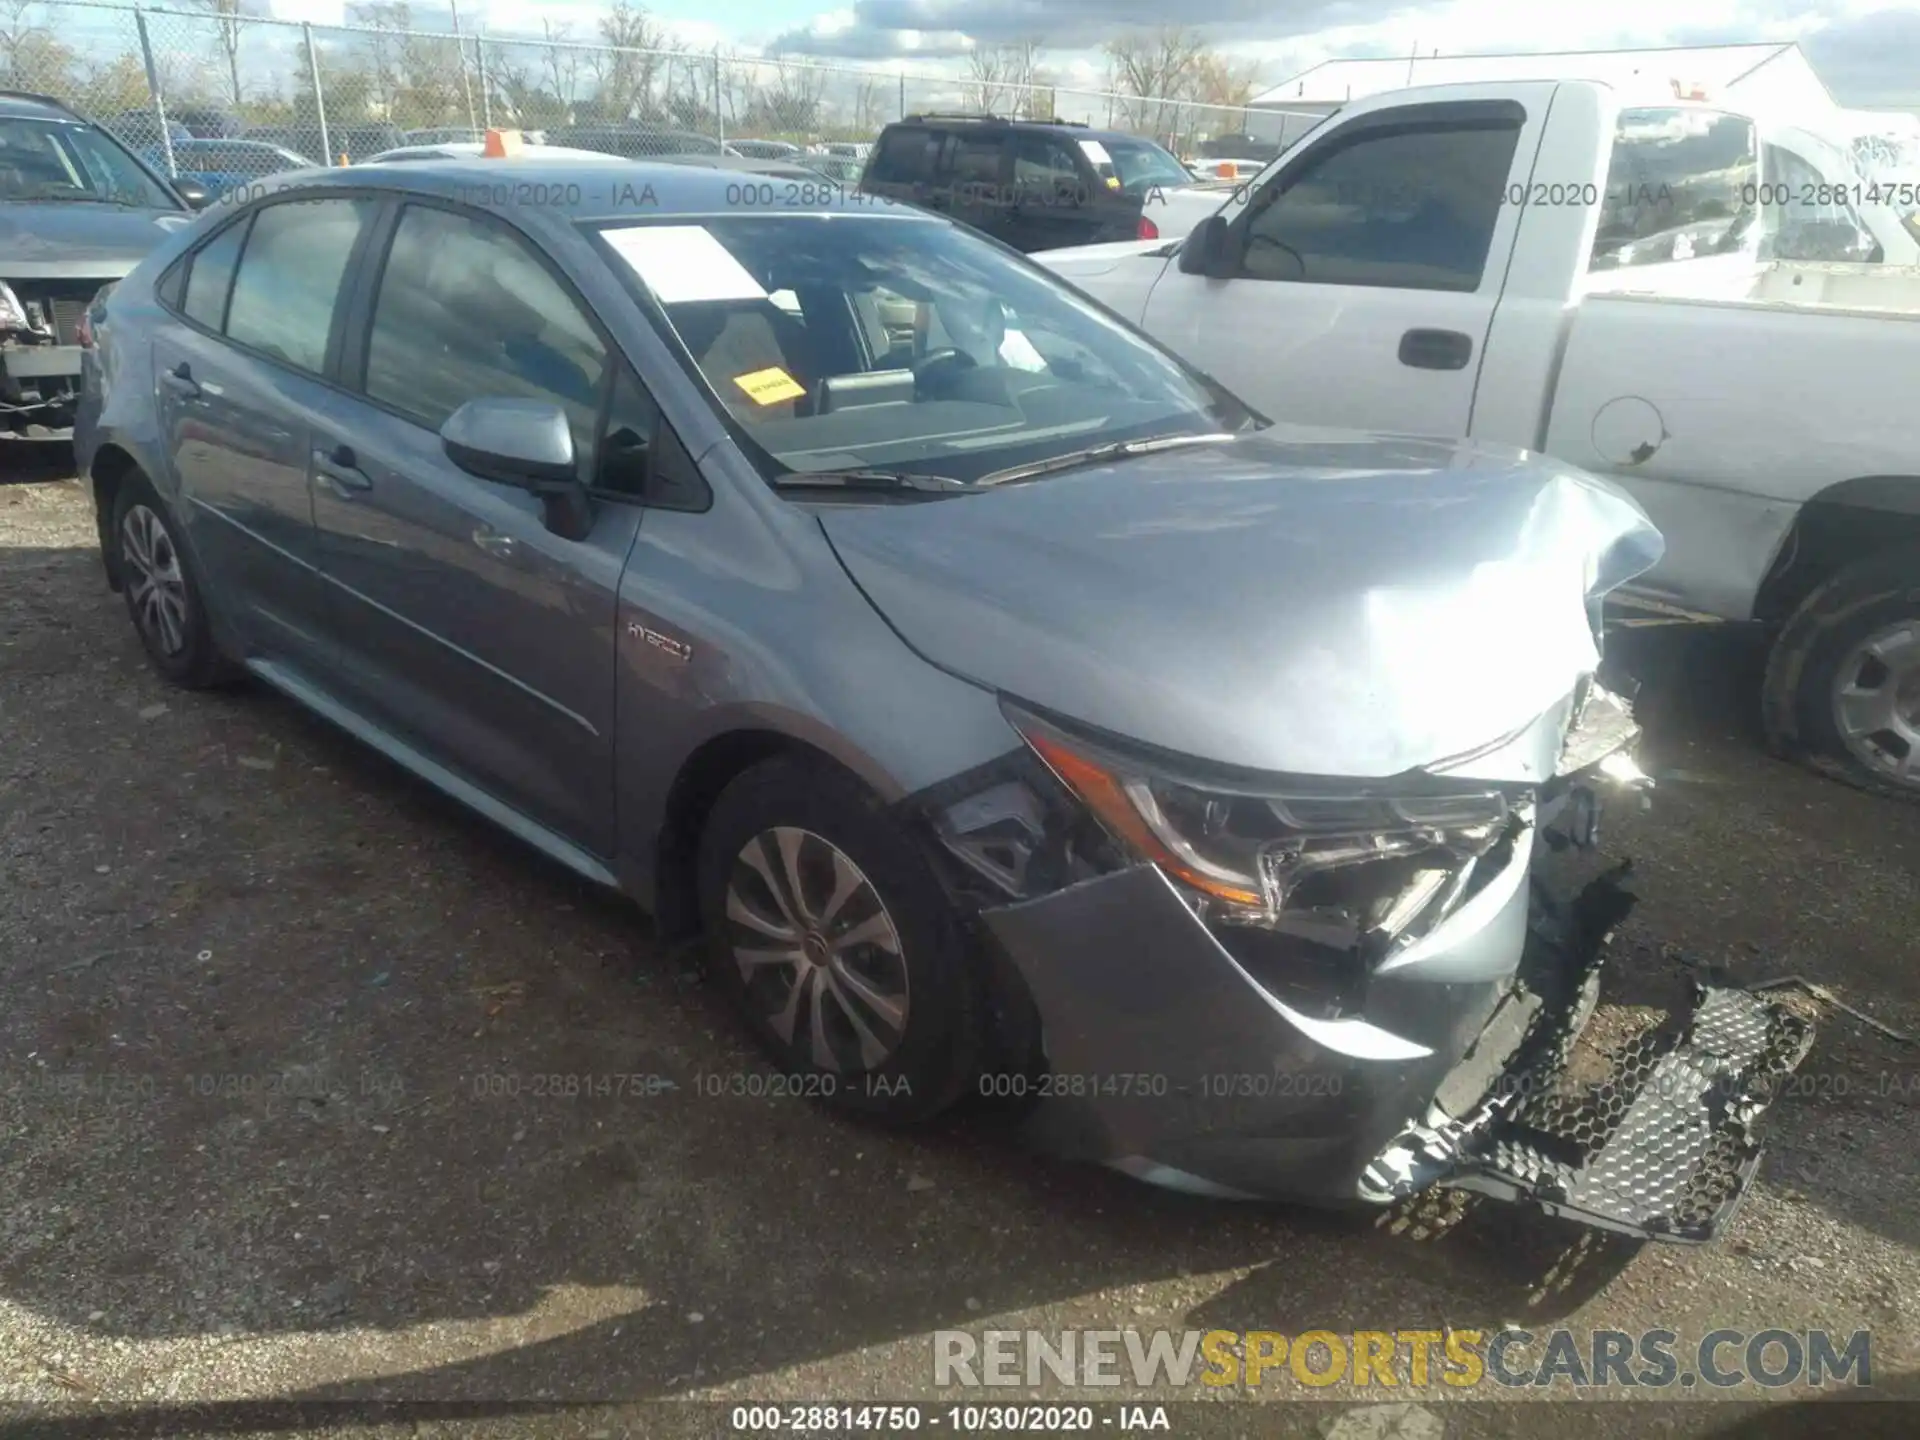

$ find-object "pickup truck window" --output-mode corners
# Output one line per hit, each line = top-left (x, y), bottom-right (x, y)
(1236, 118), (1520, 293)
(1590, 108), (1758, 271)
(1760, 144), (1877, 262)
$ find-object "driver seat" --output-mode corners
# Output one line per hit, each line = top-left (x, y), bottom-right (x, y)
(671, 301), (820, 419)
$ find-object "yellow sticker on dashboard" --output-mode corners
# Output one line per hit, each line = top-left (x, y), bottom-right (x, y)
(733, 366), (806, 405)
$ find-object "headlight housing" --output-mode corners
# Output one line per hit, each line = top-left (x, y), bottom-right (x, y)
(1004, 701), (1519, 949)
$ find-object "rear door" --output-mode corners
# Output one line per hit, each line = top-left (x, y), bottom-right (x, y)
(861, 125), (942, 211)
(150, 193), (379, 673)
(306, 199), (645, 858)
(1137, 94), (1547, 440)
(939, 129), (1013, 242)
(1011, 130), (1107, 251)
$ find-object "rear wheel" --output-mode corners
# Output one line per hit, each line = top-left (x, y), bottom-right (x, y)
(695, 756), (981, 1124)
(111, 473), (238, 689)
(1762, 546), (1920, 798)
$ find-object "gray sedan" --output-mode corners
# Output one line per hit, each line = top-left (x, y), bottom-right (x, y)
(74, 158), (1813, 1239)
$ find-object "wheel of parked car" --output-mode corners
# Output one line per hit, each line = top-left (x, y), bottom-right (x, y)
(1762, 545), (1920, 798)
(111, 473), (237, 689)
(695, 755), (982, 1123)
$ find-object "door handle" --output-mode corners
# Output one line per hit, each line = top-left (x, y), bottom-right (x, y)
(312, 443), (372, 496)
(160, 362), (200, 398)
(1398, 328), (1473, 371)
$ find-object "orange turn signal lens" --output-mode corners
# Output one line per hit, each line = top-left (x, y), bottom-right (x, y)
(1023, 728), (1265, 907)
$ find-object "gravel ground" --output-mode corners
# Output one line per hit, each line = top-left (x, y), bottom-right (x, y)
(2, 458), (1917, 1440)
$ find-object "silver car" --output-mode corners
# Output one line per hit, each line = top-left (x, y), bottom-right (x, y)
(75, 159), (1813, 1241)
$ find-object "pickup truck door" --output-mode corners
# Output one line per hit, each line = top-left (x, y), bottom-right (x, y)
(1137, 88), (1557, 440)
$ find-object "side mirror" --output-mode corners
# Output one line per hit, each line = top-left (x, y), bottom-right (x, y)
(441, 397), (593, 540)
(1178, 214), (1233, 276)
(174, 178), (211, 210)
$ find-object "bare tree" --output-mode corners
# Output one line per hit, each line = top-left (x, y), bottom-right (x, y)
(853, 70), (885, 133)
(0, 2), (77, 96)
(540, 18), (580, 112)
(716, 45), (760, 128)
(757, 52), (826, 135)
(588, 0), (671, 121)
(1104, 26), (1208, 141)
(963, 41), (1044, 115)
(198, 0), (247, 108)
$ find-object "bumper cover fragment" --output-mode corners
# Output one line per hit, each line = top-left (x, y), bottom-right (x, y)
(1448, 984), (1815, 1243)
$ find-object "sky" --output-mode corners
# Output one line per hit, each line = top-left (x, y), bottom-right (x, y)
(257, 0), (1920, 111)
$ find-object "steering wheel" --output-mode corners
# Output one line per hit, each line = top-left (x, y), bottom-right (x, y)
(912, 347), (977, 396)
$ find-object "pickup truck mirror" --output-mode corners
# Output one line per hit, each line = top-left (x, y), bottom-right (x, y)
(1178, 214), (1233, 276)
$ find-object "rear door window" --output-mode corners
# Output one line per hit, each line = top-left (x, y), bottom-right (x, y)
(181, 216), (249, 331)
(869, 127), (938, 184)
(223, 196), (375, 374)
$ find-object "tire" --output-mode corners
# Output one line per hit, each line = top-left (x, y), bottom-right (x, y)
(695, 755), (982, 1124)
(1762, 545), (1920, 800)
(110, 472), (239, 689)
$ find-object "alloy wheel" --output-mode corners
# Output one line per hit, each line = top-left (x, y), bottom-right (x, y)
(120, 503), (190, 658)
(724, 826), (910, 1073)
(1832, 619), (1920, 789)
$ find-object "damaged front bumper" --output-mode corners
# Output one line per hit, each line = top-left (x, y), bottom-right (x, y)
(958, 688), (1814, 1243)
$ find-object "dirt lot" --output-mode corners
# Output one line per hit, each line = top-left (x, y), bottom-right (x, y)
(3, 457), (1918, 1440)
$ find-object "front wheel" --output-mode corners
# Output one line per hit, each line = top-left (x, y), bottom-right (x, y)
(695, 756), (982, 1124)
(1762, 546), (1920, 798)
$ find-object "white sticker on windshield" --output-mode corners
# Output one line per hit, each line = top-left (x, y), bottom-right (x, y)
(1077, 139), (1113, 166)
(998, 329), (1048, 373)
(601, 224), (768, 304)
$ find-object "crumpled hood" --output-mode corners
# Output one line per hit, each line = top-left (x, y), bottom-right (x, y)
(818, 426), (1663, 780)
(0, 203), (192, 279)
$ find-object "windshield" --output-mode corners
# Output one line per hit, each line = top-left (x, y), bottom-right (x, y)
(0, 118), (179, 207)
(1101, 138), (1197, 194)
(591, 212), (1258, 487)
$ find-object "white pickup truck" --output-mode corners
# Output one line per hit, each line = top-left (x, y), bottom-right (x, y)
(1039, 79), (1920, 797)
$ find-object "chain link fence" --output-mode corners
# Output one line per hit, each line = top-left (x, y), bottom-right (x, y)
(0, 0), (1327, 179)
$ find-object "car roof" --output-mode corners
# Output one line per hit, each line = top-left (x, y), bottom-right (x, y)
(0, 90), (83, 122)
(249, 156), (942, 223)
(364, 142), (630, 163)
(885, 114), (1163, 147)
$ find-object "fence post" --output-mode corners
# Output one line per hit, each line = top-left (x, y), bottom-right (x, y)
(133, 7), (176, 178)
(712, 45), (723, 149)
(302, 23), (332, 166)
(450, 0), (478, 132)
(475, 35), (493, 128)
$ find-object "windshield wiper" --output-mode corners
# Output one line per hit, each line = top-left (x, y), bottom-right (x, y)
(771, 468), (969, 495)
(975, 432), (1235, 488)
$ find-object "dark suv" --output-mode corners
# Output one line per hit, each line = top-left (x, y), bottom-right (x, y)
(858, 114), (1157, 253)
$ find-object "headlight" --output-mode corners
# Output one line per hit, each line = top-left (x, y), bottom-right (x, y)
(0, 280), (30, 332)
(1005, 702), (1517, 942)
